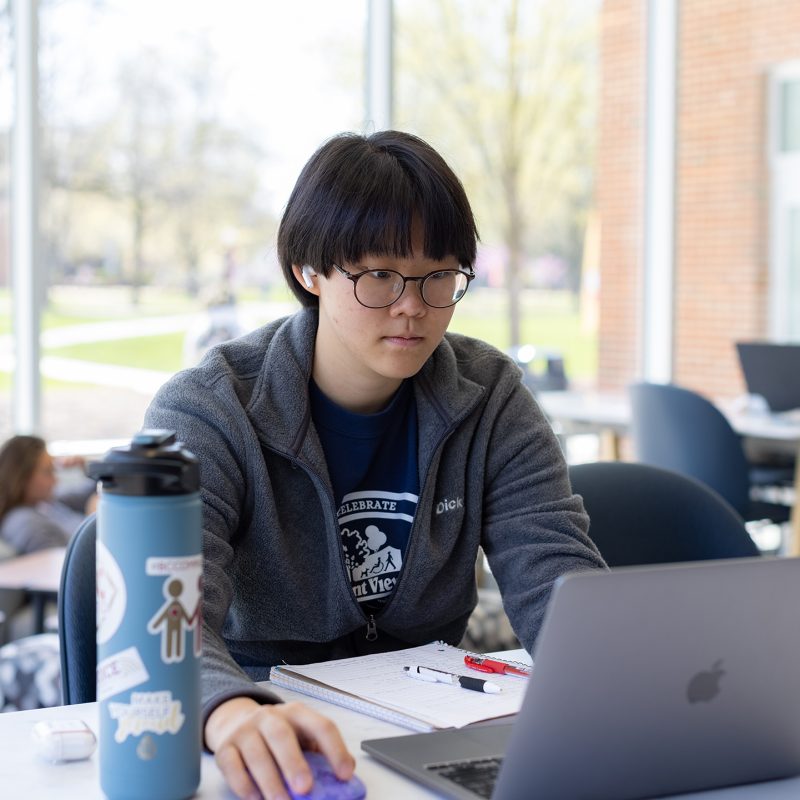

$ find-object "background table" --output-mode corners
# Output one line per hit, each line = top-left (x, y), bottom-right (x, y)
(0, 547), (65, 633)
(538, 390), (800, 554)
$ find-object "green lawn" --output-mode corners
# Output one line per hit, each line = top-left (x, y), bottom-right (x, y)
(0, 284), (206, 335)
(0, 284), (598, 385)
(45, 332), (186, 373)
(0, 372), (99, 391)
(450, 289), (596, 378)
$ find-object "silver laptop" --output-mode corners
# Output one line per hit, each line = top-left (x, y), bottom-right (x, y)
(736, 341), (800, 412)
(362, 557), (800, 800)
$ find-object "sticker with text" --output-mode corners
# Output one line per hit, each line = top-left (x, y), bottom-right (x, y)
(96, 646), (150, 703)
(107, 691), (185, 743)
(146, 554), (203, 663)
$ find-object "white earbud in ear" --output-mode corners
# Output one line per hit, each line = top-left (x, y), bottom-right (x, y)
(301, 265), (317, 289)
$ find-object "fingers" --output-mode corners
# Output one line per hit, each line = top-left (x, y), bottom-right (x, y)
(215, 743), (260, 800)
(211, 701), (355, 800)
(277, 702), (355, 780)
(214, 710), (299, 800)
(252, 707), (312, 796)
(215, 716), (301, 800)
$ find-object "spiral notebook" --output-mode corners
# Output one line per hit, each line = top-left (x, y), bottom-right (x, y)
(268, 642), (529, 732)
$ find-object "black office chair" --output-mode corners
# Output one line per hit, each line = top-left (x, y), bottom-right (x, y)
(569, 461), (759, 567)
(629, 382), (791, 524)
(58, 514), (96, 704)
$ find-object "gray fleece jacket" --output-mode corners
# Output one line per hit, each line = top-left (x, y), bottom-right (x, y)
(144, 307), (605, 721)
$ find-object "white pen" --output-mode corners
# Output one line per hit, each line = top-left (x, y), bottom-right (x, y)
(403, 665), (502, 694)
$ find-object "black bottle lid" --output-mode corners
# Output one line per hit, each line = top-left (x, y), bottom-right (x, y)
(86, 430), (199, 496)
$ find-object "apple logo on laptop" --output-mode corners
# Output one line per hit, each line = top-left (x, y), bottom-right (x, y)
(687, 659), (725, 703)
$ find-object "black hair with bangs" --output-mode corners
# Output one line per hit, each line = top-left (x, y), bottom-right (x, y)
(277, 130), (479, 307)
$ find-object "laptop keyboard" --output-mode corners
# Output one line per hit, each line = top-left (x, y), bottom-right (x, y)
(426, 756), (503, 799)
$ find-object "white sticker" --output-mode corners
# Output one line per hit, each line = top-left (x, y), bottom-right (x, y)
(137, 735), (157, 760)
(96, 646), (150, 703)
(107, 691), (185, 743)
(96, 540), (127, 644)
(146, 554), (203, 663)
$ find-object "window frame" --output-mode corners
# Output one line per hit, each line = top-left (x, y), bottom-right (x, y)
(768, 60), (800, 341)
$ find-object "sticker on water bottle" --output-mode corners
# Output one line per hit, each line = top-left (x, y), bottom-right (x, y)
(96, 540), (127, 644)
(107, 691), (185, 742)
(96, 646), (150, 702)
(146, 554), (203, 663)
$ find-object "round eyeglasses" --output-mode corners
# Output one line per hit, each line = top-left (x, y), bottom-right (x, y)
(332, 264), (475, 309)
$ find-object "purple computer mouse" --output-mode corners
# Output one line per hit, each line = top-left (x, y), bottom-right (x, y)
(285, 751), (366, 800)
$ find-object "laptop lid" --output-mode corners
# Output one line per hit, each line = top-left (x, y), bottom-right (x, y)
(363, 557), (800, 800)
(736, 342), (800, 411)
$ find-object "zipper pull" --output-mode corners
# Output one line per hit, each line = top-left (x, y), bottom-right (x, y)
(365, 615), (378, 642)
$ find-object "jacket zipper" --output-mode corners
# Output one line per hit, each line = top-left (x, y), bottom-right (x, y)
(273, 389), (480, 643)
(374, 416), (464, 617)
(280, 452), (379, 635)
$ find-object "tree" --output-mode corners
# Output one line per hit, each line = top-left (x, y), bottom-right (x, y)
(396, 0), (596, 345)
(150, 42), (267, 299)
(38, 32), (273, 305)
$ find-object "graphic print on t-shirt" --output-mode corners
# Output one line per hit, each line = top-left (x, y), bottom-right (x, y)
(338, 490), (419, 603)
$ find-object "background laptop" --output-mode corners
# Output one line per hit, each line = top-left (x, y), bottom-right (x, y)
(736, 342), (800, 412)
(363, 557), (800, 800)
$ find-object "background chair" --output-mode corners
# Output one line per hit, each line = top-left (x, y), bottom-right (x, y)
(57, 514), (96, 704)
(569, 461), (759, 567)
(0, 539), (25, 646)
(629, 382), (792, 525)
(0, 632), (61, 711)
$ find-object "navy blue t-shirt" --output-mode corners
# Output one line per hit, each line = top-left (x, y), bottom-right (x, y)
(310, 379), (419, 612)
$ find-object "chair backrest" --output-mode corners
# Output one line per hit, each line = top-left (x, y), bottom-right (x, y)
(58, 514), (96, 704)
(629, 382), (751, 515)
(569, 461), (759, 567)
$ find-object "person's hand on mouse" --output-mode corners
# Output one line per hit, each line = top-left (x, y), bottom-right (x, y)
(205, 696), (356, 799)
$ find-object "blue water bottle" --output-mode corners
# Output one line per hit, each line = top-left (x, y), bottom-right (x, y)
(87, 430), (202, 800)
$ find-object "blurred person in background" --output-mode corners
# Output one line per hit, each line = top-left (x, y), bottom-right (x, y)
(182, 287), (246, 368)
(0, 435), (97, 555)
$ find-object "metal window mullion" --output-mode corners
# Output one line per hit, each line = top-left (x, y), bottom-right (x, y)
(641, 0), (678, 383)
(11, 0), (41, 433)
(365, 0), (393, 132)
(768, 63), (800, 341)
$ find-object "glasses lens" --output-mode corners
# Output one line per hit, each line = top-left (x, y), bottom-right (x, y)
(422, 271), (470, 307)
(354, 270), (404, 308)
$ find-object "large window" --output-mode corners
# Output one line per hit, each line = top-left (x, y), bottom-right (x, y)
(10, 0), (364, 441)
(395, 0), (599, 384)
(4, 0), (599, 442)
(769, 62), (800, 341)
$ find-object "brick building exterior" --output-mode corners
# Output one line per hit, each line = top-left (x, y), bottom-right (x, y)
(598, 0), (800, 397)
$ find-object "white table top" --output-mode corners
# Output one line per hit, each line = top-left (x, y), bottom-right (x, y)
(0, 689), (441, 799)
(539, 389), (800, 556)
(537, 390), (800, 443)
(3, 684), (800, 798)
(0, 547), (65, 593)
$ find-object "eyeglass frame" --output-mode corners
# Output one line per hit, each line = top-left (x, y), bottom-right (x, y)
(331, 263), (476, 309)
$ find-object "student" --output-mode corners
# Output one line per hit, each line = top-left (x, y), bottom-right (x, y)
(145, 130), (606, 799)
(0, 435), (97, 555)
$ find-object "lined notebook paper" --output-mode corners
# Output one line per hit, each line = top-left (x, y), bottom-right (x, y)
(269, 642), (529, 731)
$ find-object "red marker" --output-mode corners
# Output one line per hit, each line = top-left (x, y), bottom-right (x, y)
(464, 654), (531, 678)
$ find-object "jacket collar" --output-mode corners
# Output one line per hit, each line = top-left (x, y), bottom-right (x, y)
(247, 308), (485, 469)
